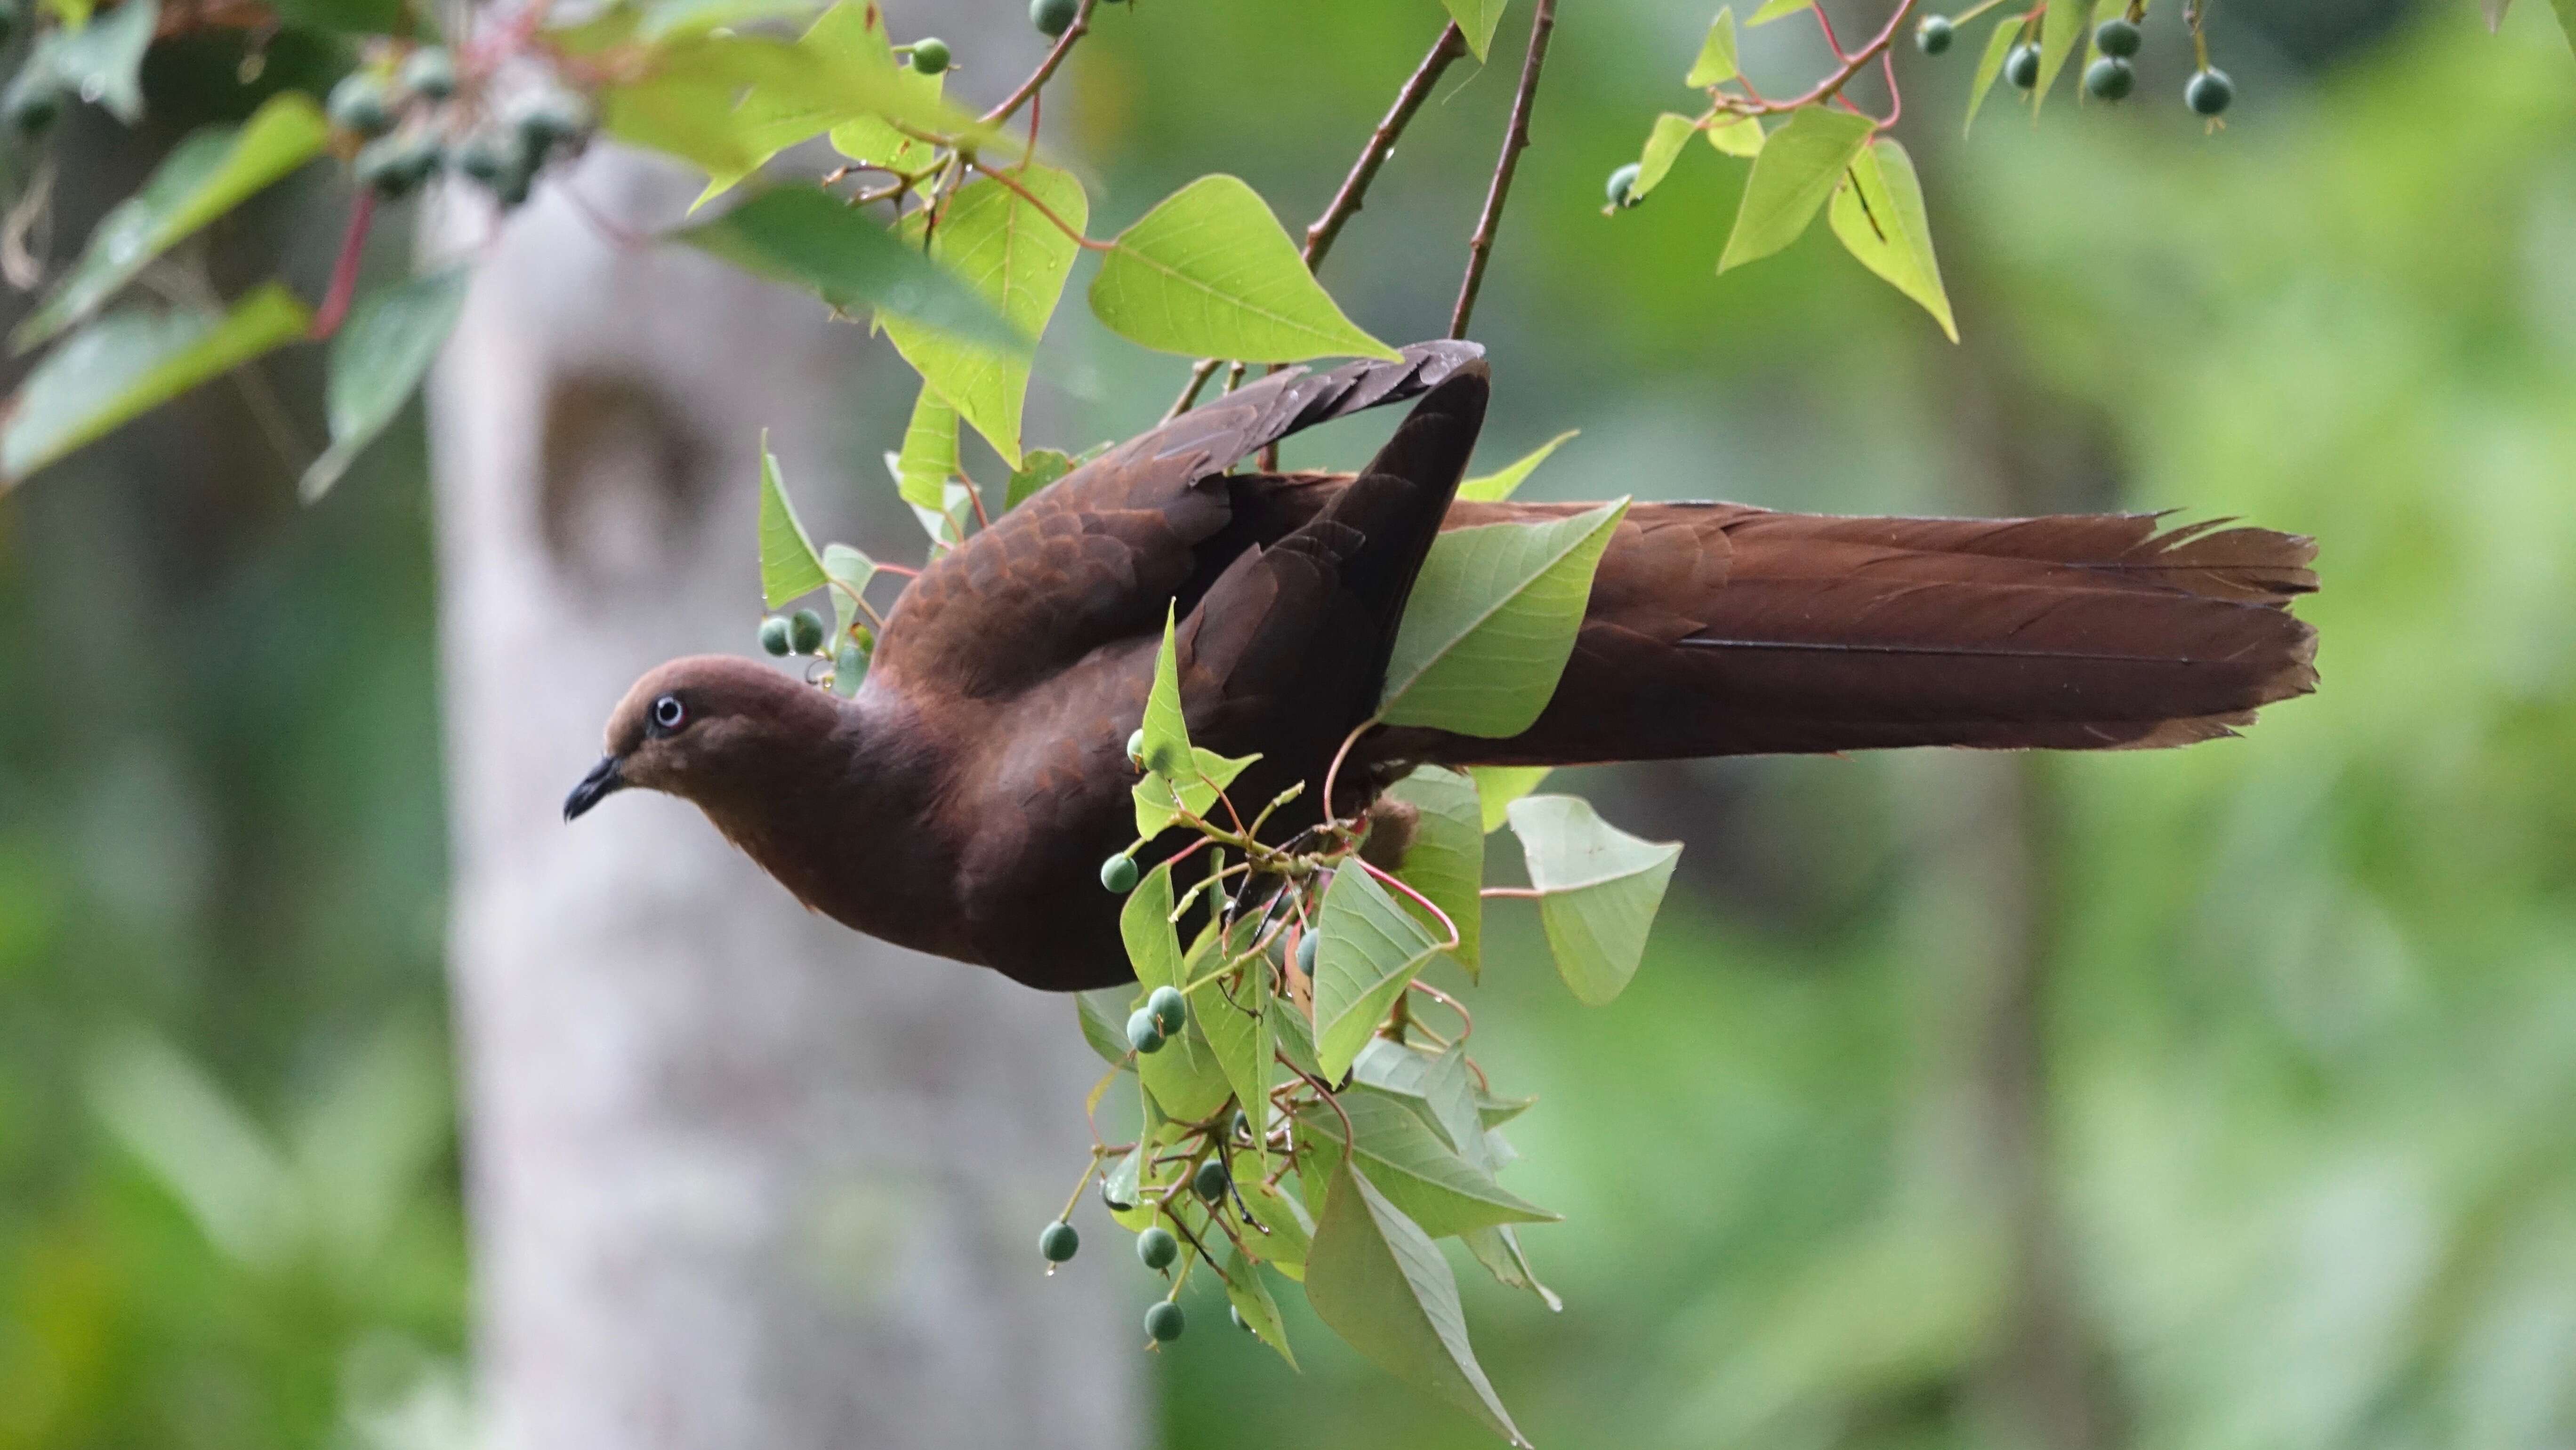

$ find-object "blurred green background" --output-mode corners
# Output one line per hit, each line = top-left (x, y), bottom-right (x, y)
(7, 0), (2576, 1444)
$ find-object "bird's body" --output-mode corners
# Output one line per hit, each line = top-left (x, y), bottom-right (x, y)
(570, 344), (2317, 991)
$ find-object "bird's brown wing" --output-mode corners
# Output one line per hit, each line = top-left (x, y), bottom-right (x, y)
(869, 343), (1483, 701)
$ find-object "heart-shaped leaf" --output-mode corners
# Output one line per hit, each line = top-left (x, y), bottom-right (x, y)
(1090, 176), (1399, 363)
(1310, 865), (1442, 1081)
(305, 267), (470, 502)
(1717, 106), (1874, 272)
(1378, 499), (1627, 736)
(1505, 793), (1682, 1006)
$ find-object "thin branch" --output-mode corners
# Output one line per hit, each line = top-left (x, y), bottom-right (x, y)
(969, 159), (1109, 248)
(1449, 0), (1557, 341)
(980, 0), (1099, 127)
(1719, 0), (1927, 116)
(307, 190), (376, 340)
(1306, 21), (1468, 271)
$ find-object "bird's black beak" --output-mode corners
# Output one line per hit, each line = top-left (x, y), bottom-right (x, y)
(563, 755), (626, 822)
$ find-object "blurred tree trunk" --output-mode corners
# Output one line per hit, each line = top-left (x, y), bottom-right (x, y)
(424, 149), (1136, 1449)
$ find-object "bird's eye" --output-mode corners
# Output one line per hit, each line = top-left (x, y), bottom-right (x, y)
(651, 695), (687, 733)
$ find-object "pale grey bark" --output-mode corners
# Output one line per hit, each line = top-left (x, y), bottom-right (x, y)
(426, 148), (1136, 1449)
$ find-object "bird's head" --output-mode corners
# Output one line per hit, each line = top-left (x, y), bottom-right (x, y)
(564, 655), (842, 821)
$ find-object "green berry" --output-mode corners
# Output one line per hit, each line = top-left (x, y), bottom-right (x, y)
(451, 128), (518, 184)
(909, 37), (951, 74)
(1915, 14), (1955, 53)
(759, 617), (795, 657)
(1100, 1177), (1135, 1212)
(2004, 42), (2041, 90)
(2085, 55), (2133, 100)
(1125, 728), (1146, 766)
(788, 608), (826, 656)
(1101, 854), (1140, 894)
(2185, 66), (2233, 116)
(1126, 1008), (1166, 1054)
(1296, 929), (1318, 976)
(400, 46), (455, 101)
(1605, 161), (1642, 210)
(1230, 1305), (1252, 1332)
(1039, 1220), (1079, 1262)
(3, 70), (60, 139)
(514, 88), (595, 152)
(327, 72), (394, 137)
(1193, 1157), (1229, 1202)
(354, 131), (443, 198)
(1144, 1300), (1186, 1343)
(1146, 985), (1187, 1036)
(1030, 0), (1077, 37)
(1136, 1225), (1178, 1270)
(1231, 1108), (1251, 1142)
(2093, 16), (2141, 56)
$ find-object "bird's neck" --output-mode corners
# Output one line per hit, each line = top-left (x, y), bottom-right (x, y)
(694, 689), (978, 962)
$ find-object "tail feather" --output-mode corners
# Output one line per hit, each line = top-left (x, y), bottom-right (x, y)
(1385, 501), (2317, 766)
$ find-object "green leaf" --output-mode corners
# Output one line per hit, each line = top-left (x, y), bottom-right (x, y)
(2032, 0), (2085, 115)
(821, 542), (875, 643)
(671, 188), (1019, 349)
(1090, 176), (1400, 364)
(1234, 1154), (1314, 1279)
(1505, 794), (1682, 1006)
(688, 3), (917, 203)
(1686, 6), (1739, 84)
(1223, 1245), (1297, 1367)
(1271, 989), (1321, 1081)
(1003, 447), (1073, 513)
(1828, 138), (1956, 343)
(831, 636), (868, 697)
(1387, 767), (1484, 975)
(1633, 112), (1700, 203)
(1468, 766), (1550, 833)
(2552, 0), (2576, 54)
(755, 434), (828, 608)
(1191, 953), (1273, 1172)
(1137, 603), (1194, 776)
(882, 165), (1088, 467)
(1133, 745), (1258, 839)
(1441, 0), (1510, 59)
(1310, 864), (1442, 1082)
(1076, 989), (1132, 1067)
(1298, 1090), (1554, 1238)
(1305, 1163), (1530, 1447)
(1457, 429), (1575, 505)
(1705, 114), (1765, 157)
(1463, 1224), (1562, 1310)
(39, 0), (156, 124)
(1716, 106), (1874, 273)
(1964, 17), (2023, 136)
(1747, 0), (1807, 22)
(1377, 499), (1627, 737)
(1123, 865), (1233, 1122)
(302, 267), (469, 503)
(266, 0), (400, 34)
(3, 284), (309, 485)
(17, 94), (328, 350)
(889, 381), (960, 516)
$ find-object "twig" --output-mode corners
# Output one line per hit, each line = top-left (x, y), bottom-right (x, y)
(1719, 0), (1926, 116)
(968, 159), (1109, 249)
(1449, 0), (1556, 340)
(1306, 21), (1469, 272)
(981, 0), (1099, 126)
(307, 190), (376, 341)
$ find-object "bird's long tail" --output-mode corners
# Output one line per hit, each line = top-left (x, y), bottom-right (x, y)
(1394, 501), (2318, 765)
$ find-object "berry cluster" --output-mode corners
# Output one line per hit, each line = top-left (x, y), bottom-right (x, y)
(324, 47), (594, 208)
(1915, 9), (2233, 117)
(758, 609), (829, 659)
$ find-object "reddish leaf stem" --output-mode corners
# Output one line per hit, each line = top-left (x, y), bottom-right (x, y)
(980, 0), (1098, 126)
(307, 189), (375, 341)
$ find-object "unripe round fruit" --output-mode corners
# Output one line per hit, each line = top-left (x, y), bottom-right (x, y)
(4, 74), (60, 138)
(2004, 42), (2041, 90)
(1193, 1157), (1229, 1202)
(1231, 1108), (1251, 1142)
(1136, 1225), (1178, 1270)
(354, 132), (442, 198)
(2093, 16), (2141, 56)
(789, 608), (826, 656)
(401, 46), (455, 100)
(1030, 0), (1077, 37)
(1126, 1008), (1166, 1054)
(1039, 1220), (1079, 1262)
(515, 89), (595, 152)
(2185, 66), (2233, 116)
(1296, 929), (1317, 976)
(1101, 854), (1140, 894)
(1915, 14), (1955, 54)
(1147, 985), (1187, 1036)
(910, 37), (951, 74)
(1144, 1300), (1186, 1343)
(1605, 161), (1642, 210)
(1125, 728), (1146, 765)
(327, 72), (395, 137)
(2085, 55), (2134, 100)
(759, 616), (795, 657)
